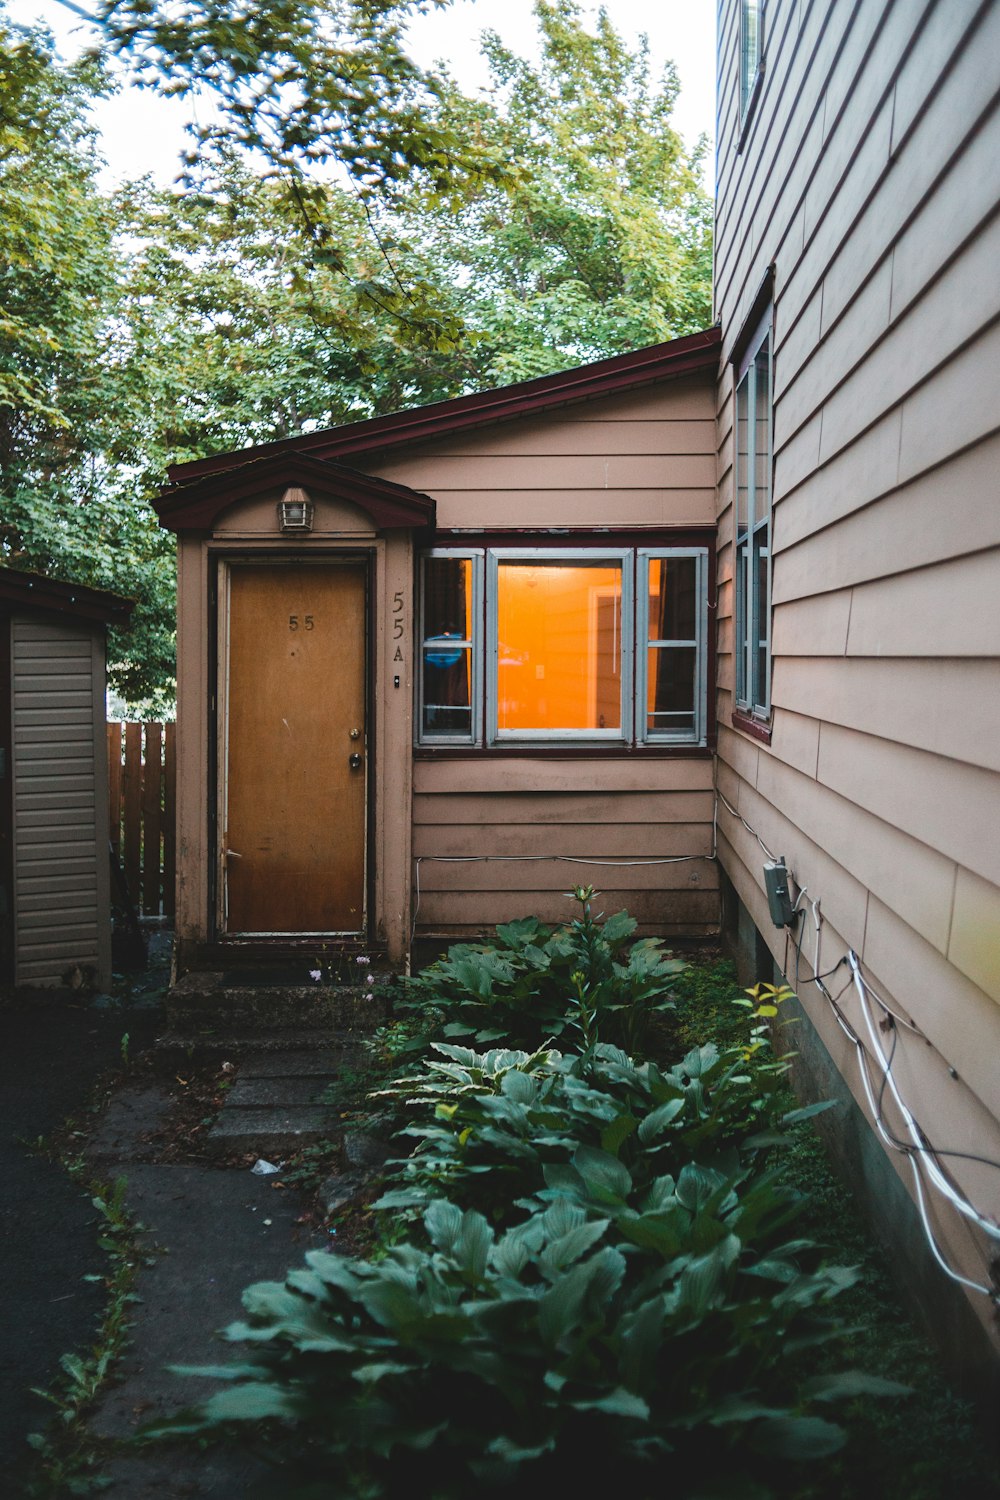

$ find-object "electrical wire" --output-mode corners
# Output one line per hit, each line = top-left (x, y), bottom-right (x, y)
(716, 788), (778, 861)
(410, 849), (715, 946)
(714, 788), (1000, 1299)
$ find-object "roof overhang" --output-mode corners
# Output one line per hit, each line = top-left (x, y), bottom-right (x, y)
(155, 450), (436, 535)
(164, 327), (722, 489)
(0, 569), (134, 625)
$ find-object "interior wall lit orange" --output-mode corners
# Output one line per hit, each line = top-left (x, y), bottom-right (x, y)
(497, 564), (621, 730)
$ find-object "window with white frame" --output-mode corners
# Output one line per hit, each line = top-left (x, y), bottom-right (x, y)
(740, 0), (764, 121)
(418, 546), (709, 748)
(734, 310), (772, 717)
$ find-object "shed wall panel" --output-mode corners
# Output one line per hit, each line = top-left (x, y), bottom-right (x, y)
(11, 616), (109, 986)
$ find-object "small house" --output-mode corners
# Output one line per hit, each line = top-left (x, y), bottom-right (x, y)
(0, 569), (133, 989)
(157, 331), (721, 974)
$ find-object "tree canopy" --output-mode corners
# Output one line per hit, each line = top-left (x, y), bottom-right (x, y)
(0, 0), (712, 712)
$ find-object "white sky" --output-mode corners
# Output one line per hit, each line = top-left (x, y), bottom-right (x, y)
(7, 0), (716, 187)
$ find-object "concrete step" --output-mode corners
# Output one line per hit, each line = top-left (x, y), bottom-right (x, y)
(165, 971), (392, 1035)
(203, 1039), (369, 1158)
(153, 1027), (368, 1070)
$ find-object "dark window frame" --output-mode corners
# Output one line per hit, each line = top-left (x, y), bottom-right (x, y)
(733, 306), (773, 729)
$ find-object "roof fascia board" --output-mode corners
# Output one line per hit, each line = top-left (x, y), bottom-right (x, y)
(0, 570), (134, 624)
(155, 451), (435, 533)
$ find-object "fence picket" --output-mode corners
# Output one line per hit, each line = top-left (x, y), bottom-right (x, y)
(163, 722), (176, 919)
(107, 722), (122, 849)
(122, 723), (143, 904)
(109, 721), (176, 918)
(142, 721), (162, 914)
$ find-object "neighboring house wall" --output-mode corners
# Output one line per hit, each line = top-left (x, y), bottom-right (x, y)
(10, 614), (112, 987)
(714, 0), (1000, 1364)
(362, 376), (720, 939)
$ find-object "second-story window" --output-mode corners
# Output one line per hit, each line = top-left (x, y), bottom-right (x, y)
(734, 310), (772, 719)
(740, 0), (764, 121)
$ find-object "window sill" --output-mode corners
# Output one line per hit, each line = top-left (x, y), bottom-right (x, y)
(731, 708), (772, 745)
(414, 744), (714, 761)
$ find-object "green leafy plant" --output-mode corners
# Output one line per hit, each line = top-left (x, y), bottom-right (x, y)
(24, 1176), (144, 1497)
(398, 888), (688, 1056)
(373, 1034), (829, 1227)
(155, 1193), (904, 1498)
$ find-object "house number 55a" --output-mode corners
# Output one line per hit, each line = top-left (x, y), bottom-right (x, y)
(392, 589), (405, 661)
(289, 615), (314, 630)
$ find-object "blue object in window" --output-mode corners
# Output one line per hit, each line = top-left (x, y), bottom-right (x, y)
(425, 632), (464, 669)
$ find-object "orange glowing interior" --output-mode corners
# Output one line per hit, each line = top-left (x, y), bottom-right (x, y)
(497, 562), (621, 731)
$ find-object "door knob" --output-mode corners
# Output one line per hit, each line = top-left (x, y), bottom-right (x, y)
(349, 753), (363, 770)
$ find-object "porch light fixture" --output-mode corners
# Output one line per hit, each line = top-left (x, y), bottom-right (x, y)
(278, 487), (314, 533)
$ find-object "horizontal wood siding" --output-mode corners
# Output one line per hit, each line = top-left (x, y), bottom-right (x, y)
(360, 366), (719, 942)
(715, 0), (1000, 1332)
(364, 378), (717, 531)
(413, 758), (718, 938)
(11, 617), (108, 985)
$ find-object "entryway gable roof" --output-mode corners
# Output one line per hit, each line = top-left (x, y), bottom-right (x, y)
(164, 327), (721, 489)
(155, 449), (435, 534)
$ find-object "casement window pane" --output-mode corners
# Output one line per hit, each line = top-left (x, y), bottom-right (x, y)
(647, 646), (695, 733)
(754, 542), (770, 709)
(753, 340), (771, 524)
(421, 555), (475, 740)
(422, 649), (472, 736)
(423, 556), (473, 640)
(741, 0), (761, 115)
(496, 561), (621, 732)
(647, 555), (697, 641)
(736, 375), (750, 536)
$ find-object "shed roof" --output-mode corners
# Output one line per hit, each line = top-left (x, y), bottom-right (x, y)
(0, 568), (134, 625)
(162, 327), (721, 492)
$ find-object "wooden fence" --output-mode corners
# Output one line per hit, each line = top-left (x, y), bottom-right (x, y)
(108, 722), (176, 918)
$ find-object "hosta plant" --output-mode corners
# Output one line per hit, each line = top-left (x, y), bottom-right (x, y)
(157, 1196), (905, 1499)
(372, 1031), (830, 1225)
(397, 887), (689, 1056)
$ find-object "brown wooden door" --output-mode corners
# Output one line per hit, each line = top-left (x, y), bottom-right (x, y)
(224, 563), (367, 934)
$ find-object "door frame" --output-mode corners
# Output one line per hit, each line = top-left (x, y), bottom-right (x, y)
(212, 551), (375, 942)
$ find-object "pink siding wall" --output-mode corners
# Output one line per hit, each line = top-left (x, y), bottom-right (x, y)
(715, 0), (1000, 1344)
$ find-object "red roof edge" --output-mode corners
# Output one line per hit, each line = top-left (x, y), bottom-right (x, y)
(166, 327), (721, 485)
(0, 568), (135, 625)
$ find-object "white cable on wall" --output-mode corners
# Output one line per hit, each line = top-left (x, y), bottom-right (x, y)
(715, 786), (1000, 1301)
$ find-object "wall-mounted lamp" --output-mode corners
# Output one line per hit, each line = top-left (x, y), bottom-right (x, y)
(278, 487), (314, 533)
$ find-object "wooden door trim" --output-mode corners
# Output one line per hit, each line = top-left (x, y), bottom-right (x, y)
(214, 552), (374, 940)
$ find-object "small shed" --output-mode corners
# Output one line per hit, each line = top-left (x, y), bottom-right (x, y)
(0, 569), (134, 989)
(156, 329), (721, 976)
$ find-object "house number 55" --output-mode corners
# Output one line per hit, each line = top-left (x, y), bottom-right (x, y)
(289, 615), (315, 630)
